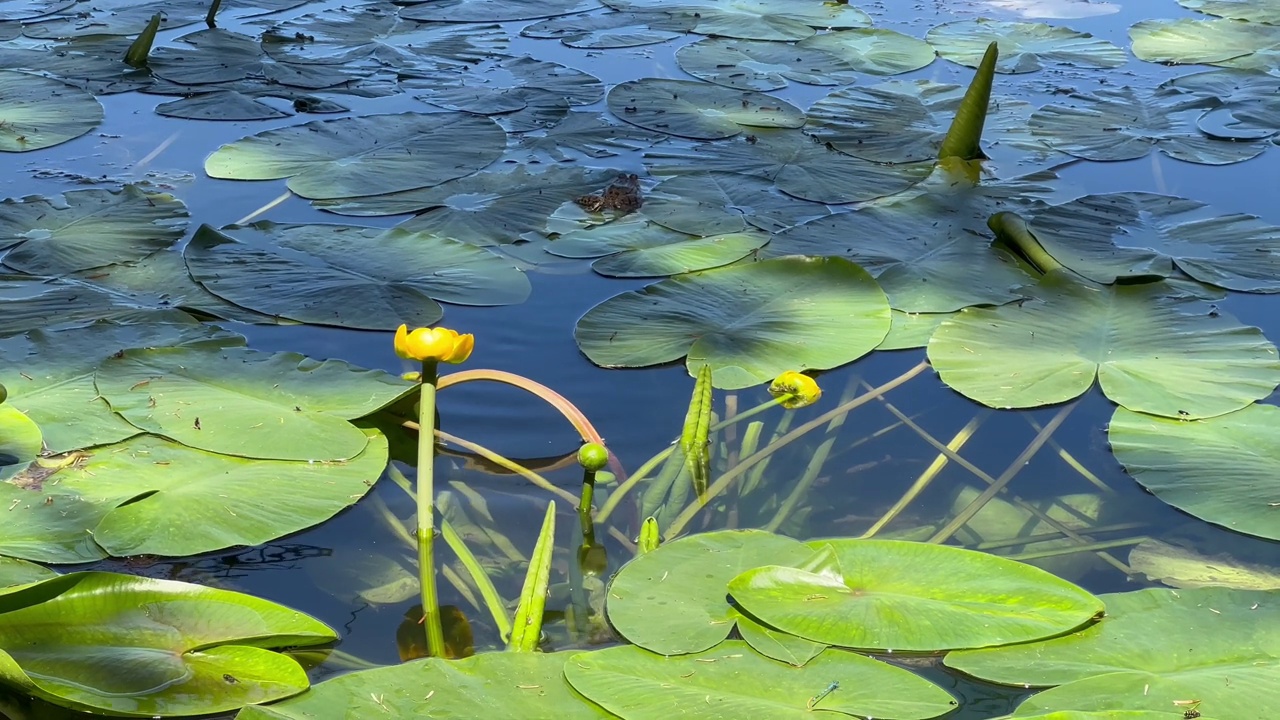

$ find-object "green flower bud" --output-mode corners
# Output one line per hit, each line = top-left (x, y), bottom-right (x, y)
(0, 382), (6, 404)
(577, 442), (609, 472)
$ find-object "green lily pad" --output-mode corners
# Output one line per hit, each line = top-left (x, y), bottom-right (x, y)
(1130, 18), (1280, 72)
(735, 613), (827, 667)
(947, 586), (1280, 718)
(549, 215), (768, 277)
(237, 650), (610, 719)
(149, 29), (363, 89)
(23, 0), (308, 38)
(400, 0), (596, 21)
(729, 540), (1103, 651)
(0, 557), (56, 587)
(0, 405), (40, 481)
(93, 346), (411, 461)
(1157, 68), (1280, 141)
(0, 282), (175, 339)
(315, 165), (617, 246)
(0, 0), (72, 22)
(605, 0), (871, 41)
(50, 431), (387, 556)
(927, 18), (1126, 73)
(513, 111), (667, 161)
(878, 311), (952, 350)
(927, 272), (1280, 419)
(605, 530), (813, 654)
(0, 39), (149, 95)
(1029, 86), (1268, 164)
(204, 112), (507, 200)
(0, 571), (334, 716)
(0, 185), (187, 276)
(521, 10), (695, 48)
(406, 55), (603, 114)
(805, 79), (1064, 168)
(675, 38), (857, 91)
(576, 256), (891, 388)
(1023, 191), (1280, 291)
(185, 222), (529, 329)
(644, 129), (929, 204)
(0, 321), (243, 455)
(0, 70), (103, 152)
(640, 172), (837, 236)
(0, 482), (108, 564)
(795, 28), (937, 75)
(261, 2), (506, 65)
(608, 78), (806, 140)
(1180, 0), (1280, 23)
(1109, 404), (1280, 542)
(565, 641), (959, 719)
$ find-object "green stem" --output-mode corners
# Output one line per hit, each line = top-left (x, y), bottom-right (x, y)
(416, 361), (447, 658)
(579, 468), (596, 535)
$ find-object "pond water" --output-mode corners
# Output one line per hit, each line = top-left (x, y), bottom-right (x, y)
(2, 0), (1279, 716)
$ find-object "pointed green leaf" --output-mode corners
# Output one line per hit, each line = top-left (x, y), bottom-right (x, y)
(509, 501), (556, 652)
(681, 366), (713, 500)
(938, 41), (997, 161)
(123, 13), (161, 67)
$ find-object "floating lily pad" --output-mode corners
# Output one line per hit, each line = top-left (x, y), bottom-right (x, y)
(513, 111), (667, 160)
(0, 405), (39, 481)
(878, 311), (952, 350)
(0, 39), (150, 95)
(1129, 18), (1280, 72)
(1180, 0), (1280, 23)
(675, 38), (857, 91)
(576, 256), (890, 388)
(927, 272), (1280, 419)
(0, 571), (334, 716)
(23, 0), (308, 37)
(238, 651), (610, 719)
(1023, 191), (1280, 291)
(0, 557), (56, 587)
(795, 28), (937, 75)
(149, 29), (365, 89)
(608, 78), (805, 140)
(565, 642), (958, 720)
(405, 55), (603, 114)
(605, 530), (813, 654)
(606, 0), (871, 41)
(204, 112), (506, 200)
(947, 586), (1280, 718)
(521, 10), (694, 48)
(645, 129), (928, 204)
(0, 185), (187, 276)
(0, 480), (108, 563)
(399, 0), (598, 22)
(0, 0), (72, 21)
(730, 540), (1102, 651)
(550, 215), (768, 277)
(155, 90), (291, 121)
(94, 347), (411, 461)
(0, 282), (168, 339)
(0, 321), (242, 455)
(927, 18), (1126, 73)
(185, 222), (529, 328)
(640, 172), (837, 236)
(262, 2), (506, 65)
(806, 79), (1063, 168)
(1109, 404), (1280, 542)
(51, 431), (387, 556)
(1157, 68), (1280, 141)
(0, 70), (103, 152)
(1029, 86), (1268, 164)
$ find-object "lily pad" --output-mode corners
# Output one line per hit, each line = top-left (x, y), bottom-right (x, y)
(0, 39), (150, 95)
(675, 38), (857, 91)
(947, 586), (1280, 718)
(50, 431), (387, 556)
(0, 557), (56, 587)
(604, 529), (813, 654)
(237, 650), (610, 719)
(185, 222), (529, 328)
(927, 18), (1126, 73)
(928, 272), (1280, 419)
(644, 129), (929, 204)
(0, 282), (172, 339)
(1157, 68), (1280, 141)
(1109, 404), (1280, 542)
(1180, 0), (1280, 23)
(608, 78), (805, 140)
(1130, 18), (1280, 72)
(576, 256), (891, 388)
(878, 311), (952, 350)
(204, 112), (507, 200)
(0, 482), (108, 564)
(551, 216), (768, 277)
(1022, 191), (1280, 291)
(22, 0), (308, 38)
(565, 642), (958, 720)
(406, 55), (603, 114)
(605, 0), (871, 41)
(796, 28), (938, 75)
(513, 111), (667, 161)
(0, 70), (103, 152)
(1129, 536), (1280, 590)
(640, 172), (837, 236)
(0, 404), (39, 481)
(94, 346), (411, 461)
(521, 11), (694, 48)
(805, 79), (1063, 168)
(0, 185), (187, 276)
(399, 0), (598, 23)
(149, 29), (366, 89)
(0, 571), (334, 716)
(730, 540), (1103, 651)
(0, 321), (242, 455)
(0, 0), (71, 21)
(1029, 86), (1269, 164)
(982, 0), (1120, 18)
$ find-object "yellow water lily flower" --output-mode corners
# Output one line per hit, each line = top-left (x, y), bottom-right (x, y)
(768, 371), (821, 410)
(394, 324), (474, 364)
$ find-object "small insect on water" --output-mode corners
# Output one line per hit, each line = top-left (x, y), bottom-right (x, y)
(807, 681), (839, 709)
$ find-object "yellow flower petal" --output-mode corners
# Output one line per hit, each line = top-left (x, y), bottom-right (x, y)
(393, 325), (475, 364)
(768, 371), (821, 410)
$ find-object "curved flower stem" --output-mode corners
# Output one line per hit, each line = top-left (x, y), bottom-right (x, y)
(665, 361), (930, 538)
(437, 369), (625, 481)
(416, 360), (447, 659)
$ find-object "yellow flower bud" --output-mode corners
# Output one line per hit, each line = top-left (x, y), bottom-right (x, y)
(768, 371), (821, 410)
(394, 324), (474, 364)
